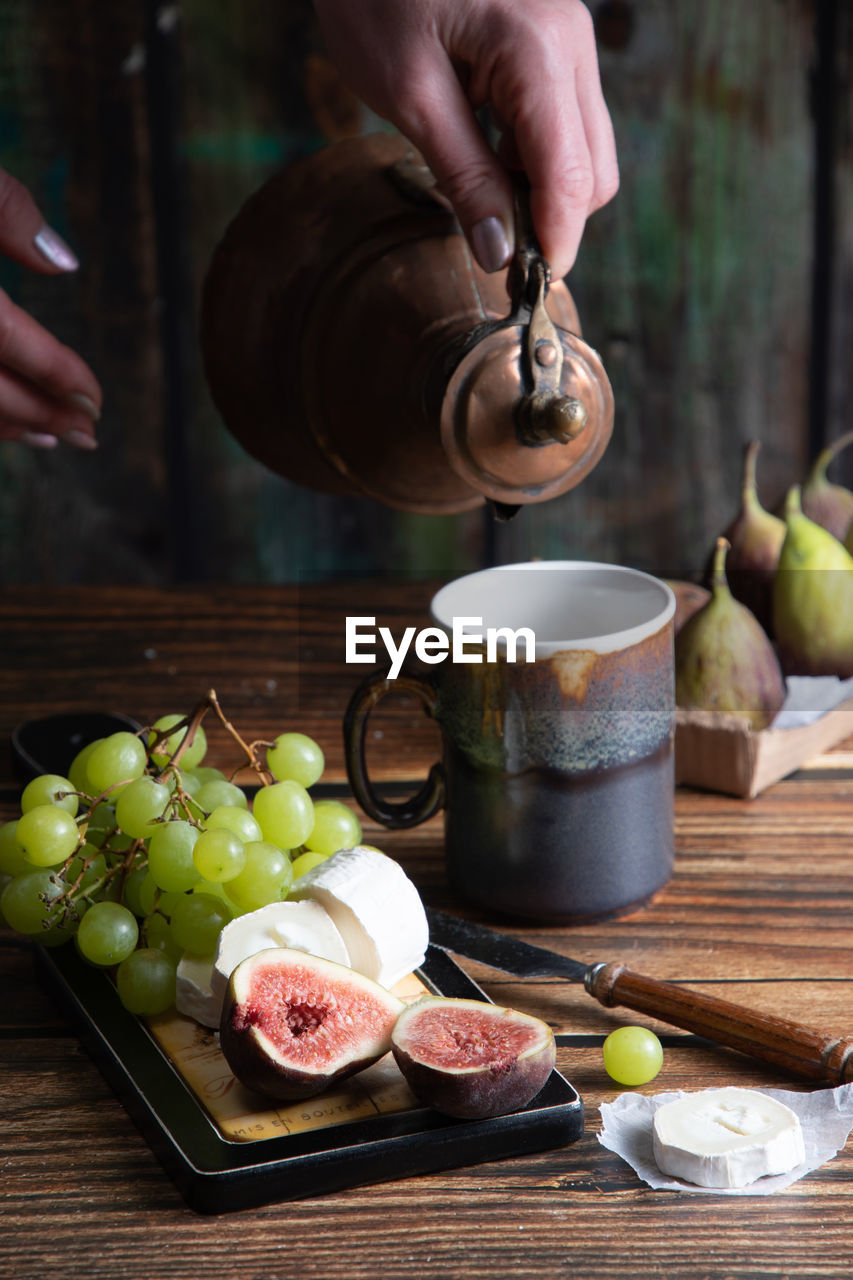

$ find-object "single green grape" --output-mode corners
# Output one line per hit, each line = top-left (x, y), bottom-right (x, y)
(1, 869), (64, 934)
(305, 799), (362, 856)
(0, 821), (30, 876)
(205, 805), (263, 845)
(226, 841), (294, 911)
(147, 820), (201, 893)
(602, 1026), (664, 1086)
(122, 865), (150, 917)
(21, 773), (79, 817)
(266, 732), (325, 788)
(169, 892), (232, 954)
(195, 779), (248, 813)
(39, 915), (85, 948)
(115, 775), (171, 839)
(16, 804), (80, 867)
(75, 901), (139, 967)
(290, 850), (329, 881)
(252, 780), (314, 849)
(191, 880), (233, 907)
(192, 766), (227, 786)
(193, 828), (246, 883)
(68, 739), (102, 794)
(149, 714), (208, 770)
(116, 948), (177, 1015)
(87, 732), (147, 794)
(142, 911), (183, 963)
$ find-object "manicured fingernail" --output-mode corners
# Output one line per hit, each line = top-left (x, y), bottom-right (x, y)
(62, 429), (98, 451)
(34, 225), (79, 272)
(20, 431), (59, 449)
(65, 391), (101, 420)
(470, 216), (512, 273)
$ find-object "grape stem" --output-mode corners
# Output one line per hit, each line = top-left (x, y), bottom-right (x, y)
(148, 689), (273, 787)
(204, 688), (274, 786)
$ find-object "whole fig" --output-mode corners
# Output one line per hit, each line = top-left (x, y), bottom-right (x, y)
(219, 947), (404, 1100)
(773, 486), (853, 677)
(676, 537), (786, 730)
(712, 440), (785, 633)
(800, 430), (853, 542)
(390, 996), (556, 1120)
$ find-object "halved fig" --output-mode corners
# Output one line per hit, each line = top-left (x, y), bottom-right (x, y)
(219, 947), (404, 1100)
(390, 996), (557, 1119)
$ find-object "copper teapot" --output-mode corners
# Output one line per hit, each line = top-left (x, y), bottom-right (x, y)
(200, 133), (613, 517)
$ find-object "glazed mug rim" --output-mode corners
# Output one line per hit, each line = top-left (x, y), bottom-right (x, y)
(428, 560), (676, 657)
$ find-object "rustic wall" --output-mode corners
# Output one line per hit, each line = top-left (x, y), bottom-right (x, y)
(0, 0), (844, 585)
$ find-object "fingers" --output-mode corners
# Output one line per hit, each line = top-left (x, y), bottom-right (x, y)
(389, 56), (518, 274)
(0, 289), (101, 449)
(0, 167), (79, 274)
(513, 73), (618, 279)
(493, 11), (619, 278)
(0, 169), (101, 450)
(316, 0), (619, 276)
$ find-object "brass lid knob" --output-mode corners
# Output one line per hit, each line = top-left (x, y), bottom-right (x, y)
(438, 179), (613, 507)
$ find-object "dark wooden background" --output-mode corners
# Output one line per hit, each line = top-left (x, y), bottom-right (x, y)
(0, 0), (850, 587)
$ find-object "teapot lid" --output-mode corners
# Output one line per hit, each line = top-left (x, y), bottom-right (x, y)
(439, 182), (613, 512)
(440, 304), (614, 508)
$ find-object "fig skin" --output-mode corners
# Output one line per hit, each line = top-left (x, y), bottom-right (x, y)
(665, 579), (711, 634)
(800, 430), (853, 543)
(773, 486), (853, 678)
(390, 996), (556, 1120)
(712, 440), (786, 634)
(219, 947), (404, 1101)
(676, 537), (786, 730)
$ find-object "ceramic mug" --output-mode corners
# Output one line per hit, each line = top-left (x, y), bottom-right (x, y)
(343, 562), (676, 921)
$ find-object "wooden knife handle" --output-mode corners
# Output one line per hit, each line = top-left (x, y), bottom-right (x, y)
(587, 963), (853, 1084)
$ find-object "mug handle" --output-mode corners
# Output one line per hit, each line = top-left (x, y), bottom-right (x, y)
(343, 671), (445, 829)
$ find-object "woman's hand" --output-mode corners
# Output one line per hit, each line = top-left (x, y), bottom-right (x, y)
(0, 167), (101, 449)
(313, 0), (619, 279)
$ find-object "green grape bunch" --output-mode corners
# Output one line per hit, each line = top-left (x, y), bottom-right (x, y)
(0, 691), (362, 1018)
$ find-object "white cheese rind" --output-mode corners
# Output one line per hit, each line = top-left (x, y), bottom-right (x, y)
(175, 955), (220, 1028)
(210, 899), (350, 1008)
(652, 1087), (806, 1188)
(291, 846), (428, 988)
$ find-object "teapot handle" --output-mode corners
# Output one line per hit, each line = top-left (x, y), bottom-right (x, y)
(343, 671), (445, 829)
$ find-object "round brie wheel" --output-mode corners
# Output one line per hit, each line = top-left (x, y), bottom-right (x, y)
(652, 1087), (806, 1188)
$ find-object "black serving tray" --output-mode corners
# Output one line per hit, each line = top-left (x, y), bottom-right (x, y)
(36, 943), (584, 1214)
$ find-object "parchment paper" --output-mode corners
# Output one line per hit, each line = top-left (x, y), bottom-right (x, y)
(772, 676), (853, 728)
(598, 1084), (853, 1194)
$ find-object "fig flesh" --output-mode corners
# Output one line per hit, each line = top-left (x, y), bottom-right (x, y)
(219, 947), (404, 1100)
(390, 996), (556, 1120)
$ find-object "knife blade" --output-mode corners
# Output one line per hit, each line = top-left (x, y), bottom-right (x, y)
(426, 908), (590, 982)
(425, 907), (853, 1085)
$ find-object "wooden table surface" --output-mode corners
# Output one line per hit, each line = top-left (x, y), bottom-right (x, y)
(2, 584), (853, 1280)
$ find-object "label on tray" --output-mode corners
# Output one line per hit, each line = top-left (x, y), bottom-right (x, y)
(147, 970), (428, 1142)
